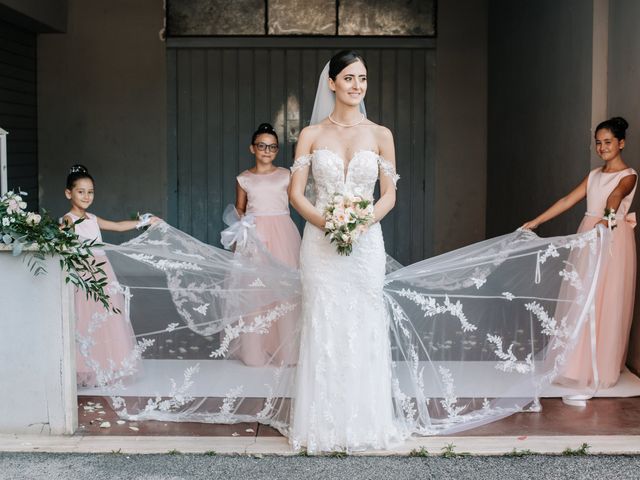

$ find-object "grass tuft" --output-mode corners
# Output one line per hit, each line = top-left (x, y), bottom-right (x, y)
(562, 443), (590, 456)
(409, 447), (429, 457)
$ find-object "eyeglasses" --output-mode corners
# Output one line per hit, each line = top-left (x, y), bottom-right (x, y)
(253, 142), (279, 153)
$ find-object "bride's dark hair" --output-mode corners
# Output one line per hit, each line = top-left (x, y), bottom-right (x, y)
(251, 122), (278, 144)
(329, 50), (367, 80)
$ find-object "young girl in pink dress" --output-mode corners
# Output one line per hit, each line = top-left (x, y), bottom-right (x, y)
(523, 117), (637, 393)
(63, 164), (159, 386)
(228, 123), (302, 366)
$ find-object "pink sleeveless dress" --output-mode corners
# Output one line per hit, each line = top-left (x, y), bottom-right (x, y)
(67, 212), (138, 387)
(559, 167), (637, 388)
(230, 167), (302, 366)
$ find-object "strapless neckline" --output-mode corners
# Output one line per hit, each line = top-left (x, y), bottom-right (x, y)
(313, 148), (379, 181)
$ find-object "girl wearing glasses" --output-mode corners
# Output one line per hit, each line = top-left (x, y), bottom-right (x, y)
(230, 122), (302, 366)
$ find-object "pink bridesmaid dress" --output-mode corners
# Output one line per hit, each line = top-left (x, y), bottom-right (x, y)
(232, 167), (302, 366)
(559, 167), (637, 388)
(67, 212), (138, 387)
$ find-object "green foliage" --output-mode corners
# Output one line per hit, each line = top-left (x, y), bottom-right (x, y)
(167, 449), (182, 455)
(327, 450), (348, 458)
(440, 443), (470, 458)
(1, 191), (116, 313)
(506, 448), (535, 457)
(203, 450), (217, 456)
(408, 446), (429, 457)
(562, 443), (590, 456)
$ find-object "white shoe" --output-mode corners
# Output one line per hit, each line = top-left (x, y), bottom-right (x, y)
(562, 394), (592, 407)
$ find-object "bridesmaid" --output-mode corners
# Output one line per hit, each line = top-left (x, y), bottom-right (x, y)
(63, 165), (159, 386)
(228, 122), (302, 366)
(523, 116), (637, 393)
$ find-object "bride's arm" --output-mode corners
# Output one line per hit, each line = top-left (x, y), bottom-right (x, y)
(289, 128), (326, 229)
(374, 127), (397, 223)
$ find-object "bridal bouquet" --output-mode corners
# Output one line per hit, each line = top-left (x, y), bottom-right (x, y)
(323, 193), (375, 256)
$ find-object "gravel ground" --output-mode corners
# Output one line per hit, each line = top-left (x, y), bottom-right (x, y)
(1, 453), (640, 480)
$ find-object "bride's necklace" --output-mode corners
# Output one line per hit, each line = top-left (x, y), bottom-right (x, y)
(328, 113), (365, 128)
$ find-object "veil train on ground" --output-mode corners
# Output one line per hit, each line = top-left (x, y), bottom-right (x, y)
(77, 220), (607, 442)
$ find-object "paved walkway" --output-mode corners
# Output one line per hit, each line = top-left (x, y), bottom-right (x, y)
(1, 452), (640, 479)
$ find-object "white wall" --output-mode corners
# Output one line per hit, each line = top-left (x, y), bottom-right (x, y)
(0, 252), (76, 434)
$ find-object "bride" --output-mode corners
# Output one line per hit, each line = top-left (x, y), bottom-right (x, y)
(288, 51), (406, 451)
(79, 51), (608, 455)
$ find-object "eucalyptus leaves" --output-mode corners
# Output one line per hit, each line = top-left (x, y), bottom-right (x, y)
(0, 190), (115, 312)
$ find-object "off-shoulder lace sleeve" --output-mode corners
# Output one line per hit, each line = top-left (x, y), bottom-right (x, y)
(377, 156), (400, 187)
(290, 154), (313, 174)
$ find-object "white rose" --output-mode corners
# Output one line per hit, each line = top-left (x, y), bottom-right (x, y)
(344, 207), (356, 222)
(1, 217), (9, 227)
(324, 221), (335, 230)
(26, 212), (41, 226)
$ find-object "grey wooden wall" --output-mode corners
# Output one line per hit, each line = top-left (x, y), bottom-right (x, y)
(0, 18), (37, 210)
(167, 40), (435, 265)
(486, 0), (593, 238)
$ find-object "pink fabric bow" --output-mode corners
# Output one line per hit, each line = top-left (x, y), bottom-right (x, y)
(625, 212), (637, 228)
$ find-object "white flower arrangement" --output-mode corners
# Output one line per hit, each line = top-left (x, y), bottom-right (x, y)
(0, 189), (115, 312)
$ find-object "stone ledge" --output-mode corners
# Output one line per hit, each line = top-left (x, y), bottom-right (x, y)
(1, 434), (640, 456)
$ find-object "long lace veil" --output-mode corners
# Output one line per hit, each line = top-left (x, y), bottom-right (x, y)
(76, 58), (608, 450)
(85, 224), (607, 441)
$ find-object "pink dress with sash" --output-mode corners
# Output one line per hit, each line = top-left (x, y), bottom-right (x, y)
(67, 212), (137, 387)
(559, 167), (637, 388)
(232, 167), (302, 365)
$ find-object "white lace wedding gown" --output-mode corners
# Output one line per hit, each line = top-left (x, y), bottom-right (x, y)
(289, 149), (407, 452)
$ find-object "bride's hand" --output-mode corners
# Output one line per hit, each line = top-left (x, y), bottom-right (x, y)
(521, 220), (539, 230)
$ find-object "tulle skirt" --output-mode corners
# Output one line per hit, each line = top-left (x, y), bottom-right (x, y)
(557, 217), (636, 388)
(75, 256), (138, 387)
(229, 214), (302, 366)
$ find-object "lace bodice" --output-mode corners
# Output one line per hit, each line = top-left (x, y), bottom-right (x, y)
(291, 149), (399, 208)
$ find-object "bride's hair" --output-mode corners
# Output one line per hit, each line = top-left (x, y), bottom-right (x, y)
(66, 164), (94, 190)
(595, 116), (629, 141)
(329, 50), (367, 80)
(251, 122), (279, 144)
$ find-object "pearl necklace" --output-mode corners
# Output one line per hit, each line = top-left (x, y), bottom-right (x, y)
(328, 113), (365, 128)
